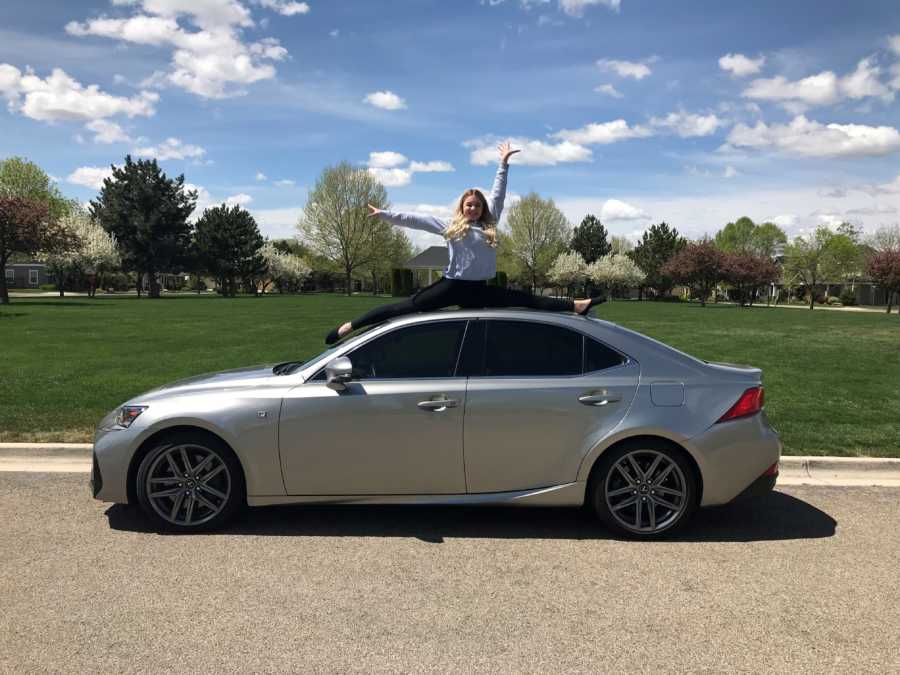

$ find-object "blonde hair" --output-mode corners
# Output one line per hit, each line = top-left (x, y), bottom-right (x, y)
(444, 188), (498, 248)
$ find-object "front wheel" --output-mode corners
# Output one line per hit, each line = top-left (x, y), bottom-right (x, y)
(591, 441), (698, 539)
(135, 432), (245, 532)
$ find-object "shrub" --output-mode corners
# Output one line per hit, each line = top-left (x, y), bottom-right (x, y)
(839, 288), (857, 306)
(487, 271), (508, 288)
(391, 268), (414, 296)
(826, 295), (842, 306)
(39, 283), (55, 291)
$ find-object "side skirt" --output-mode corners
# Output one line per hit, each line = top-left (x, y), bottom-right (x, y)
(248, 481), (587, 507)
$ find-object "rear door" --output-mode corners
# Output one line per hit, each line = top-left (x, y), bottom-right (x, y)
(462, 319), (639, 493)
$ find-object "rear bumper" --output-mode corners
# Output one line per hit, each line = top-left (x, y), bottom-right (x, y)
(689, 410), (782, 506)
(733, 471), (778, 501)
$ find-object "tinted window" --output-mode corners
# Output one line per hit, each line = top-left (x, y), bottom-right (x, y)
(484, 320), (582, 377)
(348, 321), (467, 379)
(584, 338), (626, 372)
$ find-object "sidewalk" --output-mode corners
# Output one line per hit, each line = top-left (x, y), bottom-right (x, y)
(2, 444), (899, 486)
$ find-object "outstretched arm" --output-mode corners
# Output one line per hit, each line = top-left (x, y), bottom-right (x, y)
(367, 204), (447, 234)
(487, 141), (520, 222)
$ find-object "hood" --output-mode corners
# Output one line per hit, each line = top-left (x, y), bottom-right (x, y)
(135, 364), (277, 402)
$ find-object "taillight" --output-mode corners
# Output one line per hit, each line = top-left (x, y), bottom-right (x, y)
(717, 386), (764, 423)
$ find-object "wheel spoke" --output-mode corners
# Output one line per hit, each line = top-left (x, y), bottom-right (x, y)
(614, 463), (636, 487)
(198, 483), (226, 500)
(194, 492), (219, 512)
(647, 498), (656, 530)
(652, 495), (680, 511)
(165, 451), (182, 477)
(192, 454), (214, 476)
(654, 485), (684, 498)
(150, 487), (181, 499)
(644, 455), (664, 483)
(169, 491), (185, 521)
(634, 499), (642, 528)
(612, 495), (638, 512)
(627, 455), (645, 481)
(179, 447), (193, 475)
(651, 464), (674, 487)
(184, 494), (196, 525)
(199, 464), (225, 484)
(607, 486), (634, 498)
(149, 477), (181, 485)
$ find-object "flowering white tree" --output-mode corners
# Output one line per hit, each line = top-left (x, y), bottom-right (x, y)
(548, 251), (588, 295)
(587, 253), (645, 297)
(262, 242), (311, 293)
(45, 207), (120, 297)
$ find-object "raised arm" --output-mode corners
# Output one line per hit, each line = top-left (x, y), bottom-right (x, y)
(367, 204), (446, 234)
(487, 141), (520, 222)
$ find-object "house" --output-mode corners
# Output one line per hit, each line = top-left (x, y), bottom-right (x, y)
(4, 262), (54, 288)
(406, 246), (448, 288)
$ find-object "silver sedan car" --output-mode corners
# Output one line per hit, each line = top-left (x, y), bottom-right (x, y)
(92, 309), (781, 539)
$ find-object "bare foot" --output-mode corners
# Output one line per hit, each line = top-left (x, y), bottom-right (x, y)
(574, 299), (590, 313)
(338, 321), (353, 338)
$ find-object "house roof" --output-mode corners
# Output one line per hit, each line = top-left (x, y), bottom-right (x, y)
(406, 245), (448, 269)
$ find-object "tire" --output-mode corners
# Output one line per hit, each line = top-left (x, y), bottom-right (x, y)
(135, 431), (245, 532)
(590, 440), (698, 539)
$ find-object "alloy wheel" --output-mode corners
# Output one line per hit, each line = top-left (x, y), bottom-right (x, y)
(144, 443), (232, 527)
(604, 449), (689, 534)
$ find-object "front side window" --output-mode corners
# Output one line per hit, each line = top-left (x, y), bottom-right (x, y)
(348, 321), (467, 380)
(484, 320), (582, 377)
(28, 270), (39, 286)
(5, 269), (14, 283)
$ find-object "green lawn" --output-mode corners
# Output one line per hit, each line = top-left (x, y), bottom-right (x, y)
(1, 294), (897, 456)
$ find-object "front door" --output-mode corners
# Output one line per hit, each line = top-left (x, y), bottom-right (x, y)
(279, 320), (470, 495)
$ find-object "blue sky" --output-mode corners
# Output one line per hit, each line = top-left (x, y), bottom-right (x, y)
(2, 0), (900, 251)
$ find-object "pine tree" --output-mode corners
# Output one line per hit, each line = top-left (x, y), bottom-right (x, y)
(194, 204), (267, 297)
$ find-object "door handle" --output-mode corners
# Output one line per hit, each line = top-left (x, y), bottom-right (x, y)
(578, 392), (621, 406)
(417, 398), (458, 412)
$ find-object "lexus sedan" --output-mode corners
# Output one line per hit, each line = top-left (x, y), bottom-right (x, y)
(92, 309), (781, 539)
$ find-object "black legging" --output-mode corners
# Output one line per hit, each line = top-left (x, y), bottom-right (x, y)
(349, 277), (575, 331)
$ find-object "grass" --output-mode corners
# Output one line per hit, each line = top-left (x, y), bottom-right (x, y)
(1, 294), (898, 457)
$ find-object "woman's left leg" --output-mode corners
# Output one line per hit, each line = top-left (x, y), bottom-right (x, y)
(469, 284), (575, 312)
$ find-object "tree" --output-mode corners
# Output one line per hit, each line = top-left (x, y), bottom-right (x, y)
(261, 241), (311, 293)
(42, 207), (120, 298)
(570, 215), (610, 264)
(783, 227), (839, 309)
(588, 253), (645, 297)
(0, 157), (70, 221)
(662, 240), (728, 306)
(750, 221), (788, 258)
(299, 162), (389, 296)
(194, 204), (267, 297)
(90, 155), (196, 298)
(609, 235), (633, 255)
(715, 216), (756, 254)
(630, 222), (686, 299)
(271, 238), (309, 258)
(722, 252), (780, 307)
(548, 251), (588, 297)
(505, 192), (570, 293)
(357, 225), (414, 295)
(865, 250), (900, 314)
(869, 224), (900, 253)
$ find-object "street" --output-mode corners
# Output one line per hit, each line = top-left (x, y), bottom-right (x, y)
(1, 472), (898, 673)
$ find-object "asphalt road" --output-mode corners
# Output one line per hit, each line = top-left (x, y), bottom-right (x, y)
(1, 473), (898, 674)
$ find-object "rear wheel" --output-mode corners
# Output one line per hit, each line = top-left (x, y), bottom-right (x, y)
(135, 432), (244, 532)
(591, 440), (698, 539)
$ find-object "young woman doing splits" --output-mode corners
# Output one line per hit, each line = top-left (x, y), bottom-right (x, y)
(325, 141), (604, 344)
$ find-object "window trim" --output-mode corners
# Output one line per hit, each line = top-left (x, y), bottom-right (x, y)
(5, 269), (14, 283)
(308, 318), (471, 383)
(28, 269), (39, 286)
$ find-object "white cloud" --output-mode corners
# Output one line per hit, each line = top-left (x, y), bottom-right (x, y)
(66, 1), (289, 99)
(742, 58), (894, 110)
(723, 165), (738, 178)
(465, 136), (592, 166)
(133, 136), (206, 160)
(66, 166), (115, 190)
(255, 171), (267, 181)
(649, 111), (721, 137)
(368, 151), (408, 168)
(329, 29), (339, 38)
(888, 34), (900, 56)
(846, 204), (897, 216)
(559, 0), (620, 17)
(363, 90), (407, 110)
(367, 167), (412, 187)
(553, 119), (653, 144)
(768, 214), (798, 228)
(818, 187), (847, 198)
(185, 182), (214, 215)
(409, 160), (454, 173)
(256, 0), (309, 16)
(0, 65), (158, 122)
(596, 58), (651, 80)
(727, 115), (900, 158)
(594, 83), (623, 98)
(224, 192), (253, 206)
(862, 174), (900, 196)
(274, 179), (295, 187)
(718, 53), (765, 77)
(601, 199), (648, 221)
(86, 119), (132, 144)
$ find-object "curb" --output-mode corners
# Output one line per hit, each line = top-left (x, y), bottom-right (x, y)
(2, 445), (900, 485)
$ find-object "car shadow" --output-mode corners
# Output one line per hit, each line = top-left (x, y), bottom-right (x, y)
(105, 490), (836, 543)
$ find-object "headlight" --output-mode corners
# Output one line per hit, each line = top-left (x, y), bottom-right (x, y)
(115, 405), (148, 428)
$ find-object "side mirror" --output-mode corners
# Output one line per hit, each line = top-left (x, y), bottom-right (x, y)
(325, 357), (353, 391)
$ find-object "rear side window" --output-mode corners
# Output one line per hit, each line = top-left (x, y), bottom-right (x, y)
(348, 321), (467, 380)
(584, 337), (626, 373)
(484, 320), (582, 377)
